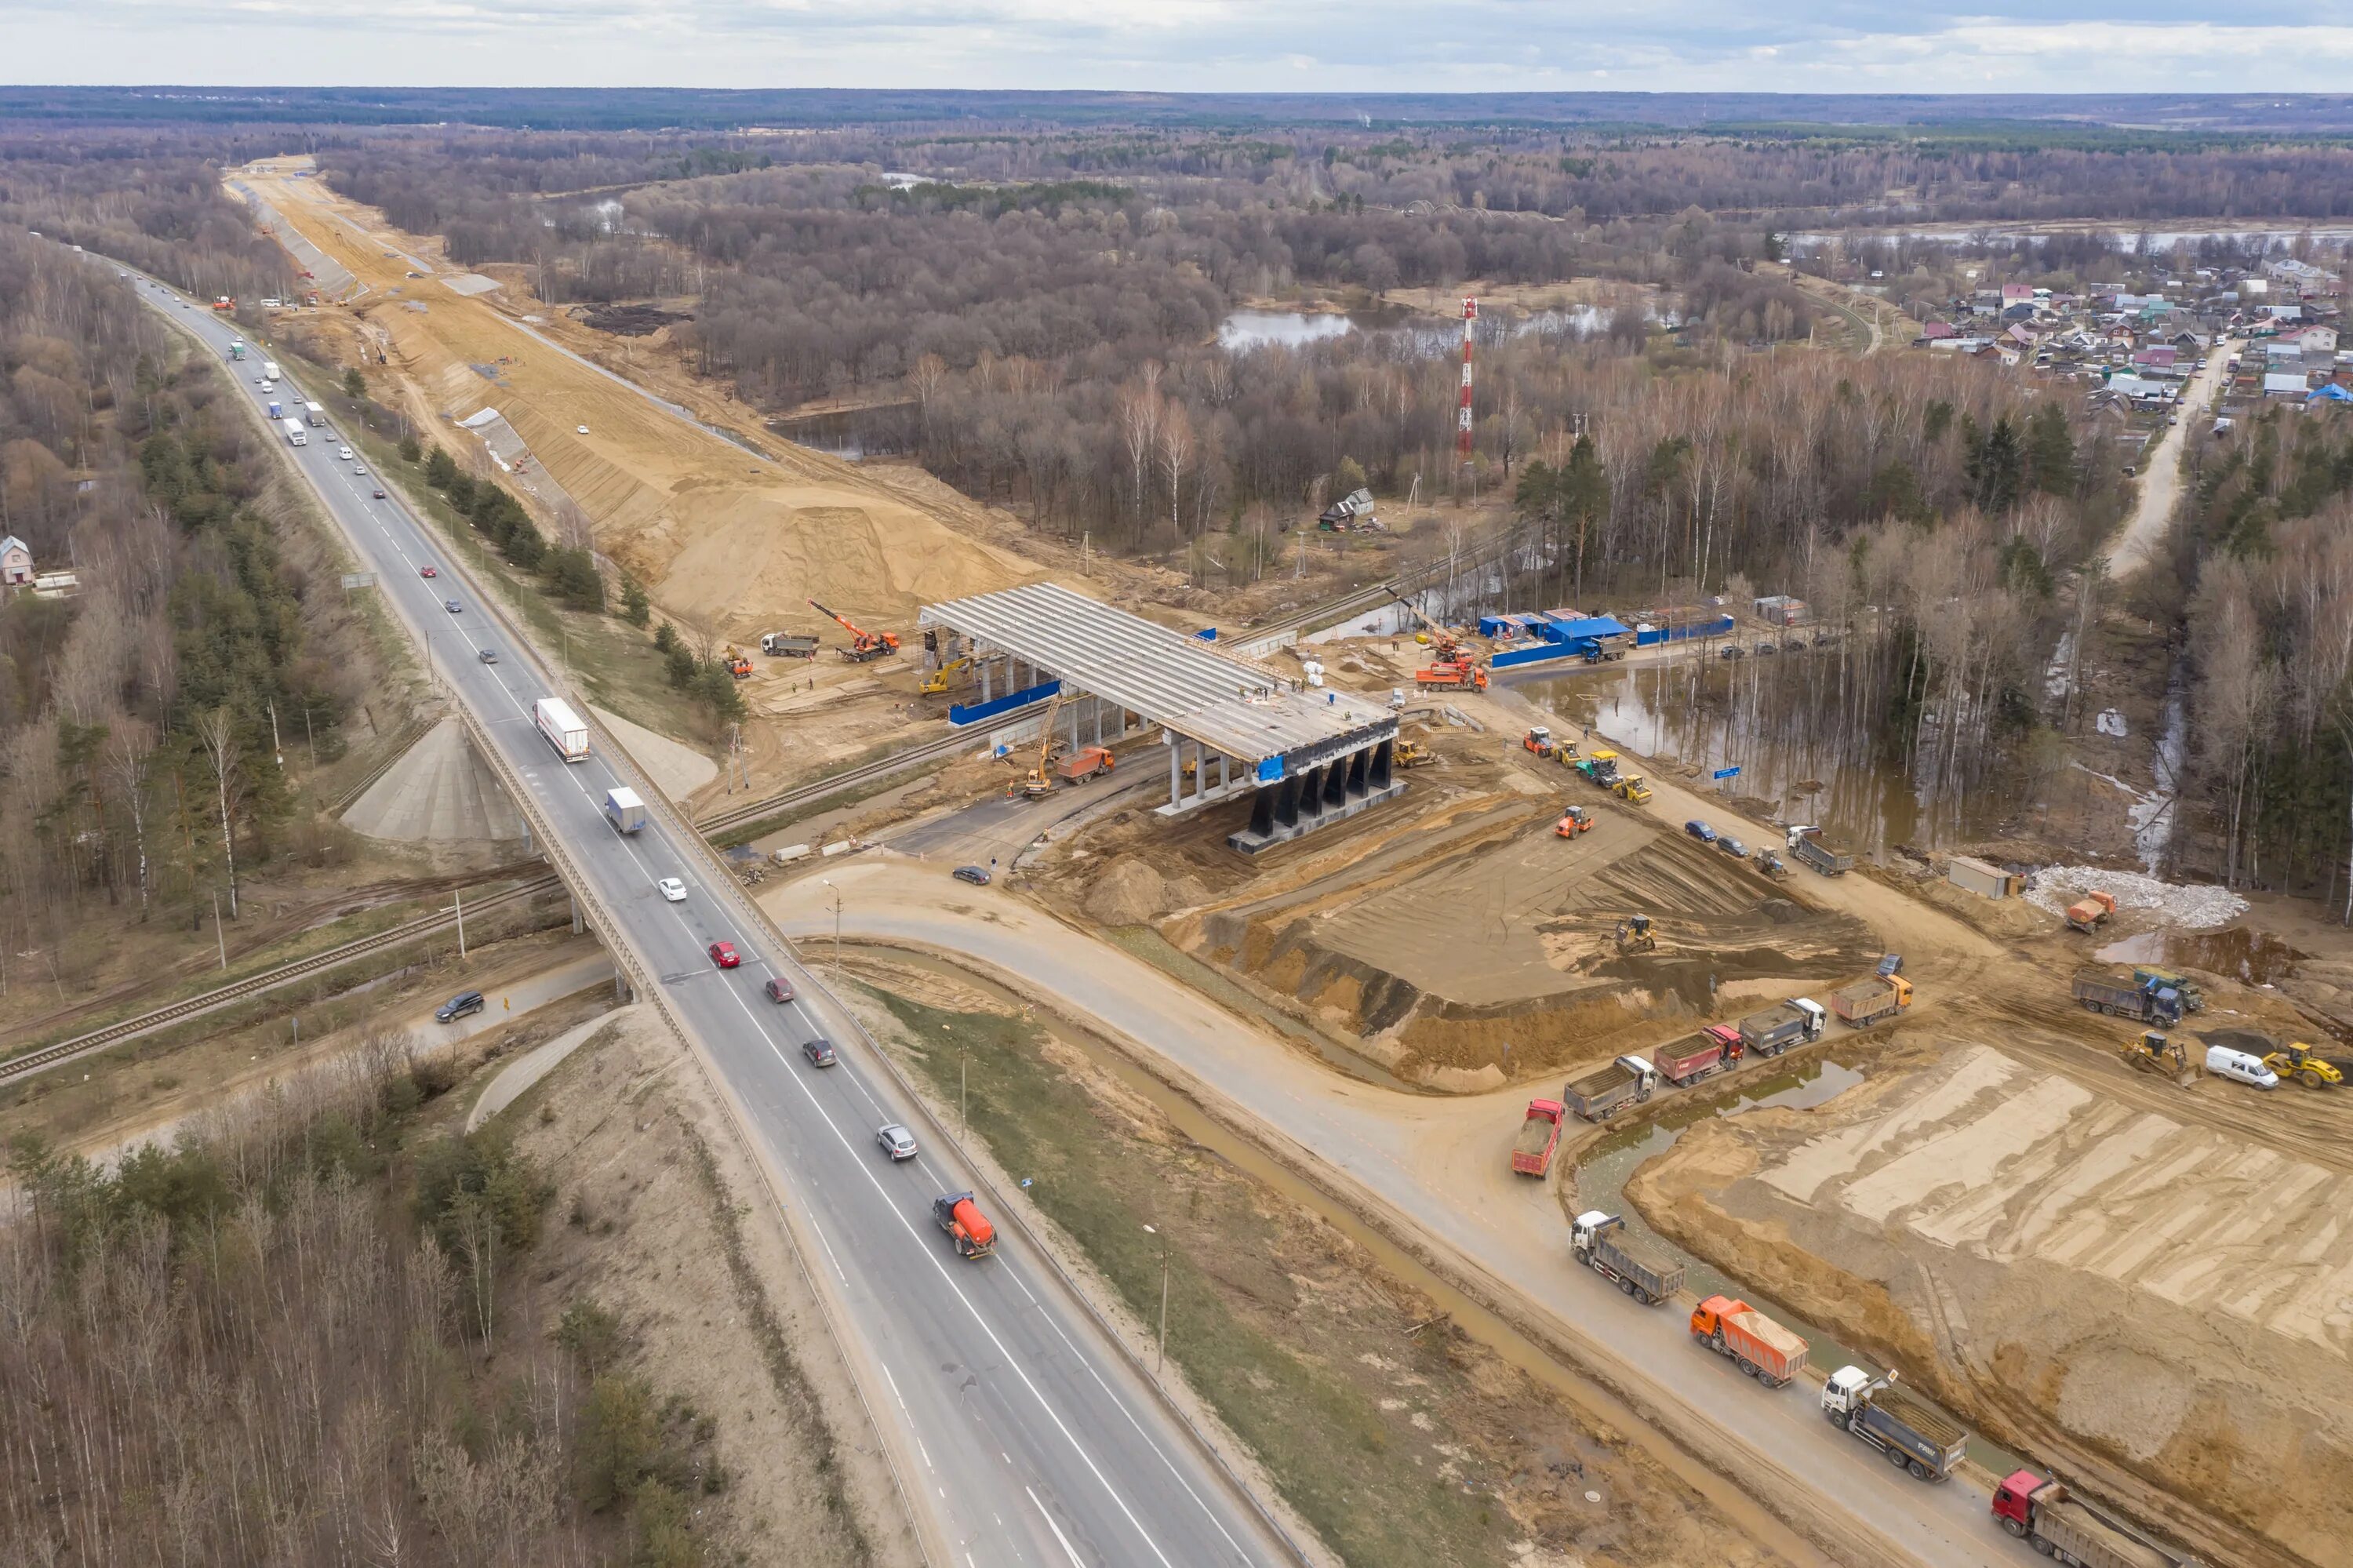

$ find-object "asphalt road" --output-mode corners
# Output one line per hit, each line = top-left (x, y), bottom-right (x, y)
(116, 264), (1293, 1568)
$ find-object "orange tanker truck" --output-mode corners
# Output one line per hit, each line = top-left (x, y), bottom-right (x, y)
(932, 1191), (997, 1259)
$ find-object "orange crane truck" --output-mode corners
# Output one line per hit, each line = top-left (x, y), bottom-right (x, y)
(1510, 1099), (1564, 1177)
(808, 598), (901, 662)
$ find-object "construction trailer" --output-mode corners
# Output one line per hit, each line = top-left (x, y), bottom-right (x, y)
(1945, 855), (2022, 900)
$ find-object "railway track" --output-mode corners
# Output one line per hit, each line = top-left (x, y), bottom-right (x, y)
(0, 874), (562, 1088)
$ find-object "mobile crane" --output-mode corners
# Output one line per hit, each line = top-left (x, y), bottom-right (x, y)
(1006, 689), (1067, 800)
(1391, 590), (1466, 662)
(808, 598), (900, 663)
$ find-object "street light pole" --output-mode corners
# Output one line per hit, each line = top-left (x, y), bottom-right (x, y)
(821, 879), (841, 973)
(444, 890), (467, 959)
(1143, 1224), (1169, 1372)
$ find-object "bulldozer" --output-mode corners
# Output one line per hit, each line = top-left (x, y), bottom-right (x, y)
(1394, 739), (1433, 769)
(2120, 1031), (2194, 1085)
(920, 656), (972, 697)
(2261, 1043), (2344, 1090)
(1614, 915), (1657, 954)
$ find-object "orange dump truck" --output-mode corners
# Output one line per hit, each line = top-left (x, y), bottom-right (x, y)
(1057, 746), (1115, 783)
(1689, 1295), (1809, 1388)
(932, 1191), (997, 1259)
(2066, 890), (2117, 933)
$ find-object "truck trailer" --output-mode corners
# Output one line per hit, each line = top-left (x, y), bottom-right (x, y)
(1689, 1295), (1809, 1388)
(1570, 1212), (1684, 1305)
(533, 697), (591, 763)
(1991, 1472), (2178, 1568)
(1830, 974), (1912, 1028)
(602, 788), (647, 835)
(304, 401), (325, 427)
(1561, 1055), (1659, 1122)
(280, 417), (308, 447)
(2072, 970), (2183, 1026)
(1820, 1367), (1968, 1481)
(1738, 999), (1826, 1057)
(262, 359), (282, 382)
(1510, 1100), (1564, 1177)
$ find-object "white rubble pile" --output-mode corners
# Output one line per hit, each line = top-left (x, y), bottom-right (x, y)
(2024, 865), (2246, 930)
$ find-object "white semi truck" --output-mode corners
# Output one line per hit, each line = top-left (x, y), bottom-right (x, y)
(533, 697), (590, 762)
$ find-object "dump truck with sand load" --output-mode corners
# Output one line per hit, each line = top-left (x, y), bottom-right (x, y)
(2066, 890), (2117, 933)
(1561, 1055), (1659, 1122)
(760, 631), (820, 659)
(1991, 1472), (2182, 1568)
(2071, 969), (2182, 1026)
(1830, 974), (1912, 1028)
(1738, 998), (1826, 1057)
(1688, 1296), (1808, 1388)
(1570, 1213), (1683, 1305)
(1820, 1366), (1968, 1481)
(2132, 965), (2205, 1012)
(1510, 1099), (1564, 1177)
(1652, 1024), (1742, 1086)
(1786, 824), (1853, 876)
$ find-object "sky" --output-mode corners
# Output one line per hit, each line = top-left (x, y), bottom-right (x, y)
(13, 1), (2353, 93)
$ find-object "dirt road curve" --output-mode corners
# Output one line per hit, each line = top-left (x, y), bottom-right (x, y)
(773, 860), (2017, 1568)
(2108, 340), (2232, 578)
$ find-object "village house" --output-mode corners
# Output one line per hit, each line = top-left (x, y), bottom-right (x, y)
(0, 535), (31, 589)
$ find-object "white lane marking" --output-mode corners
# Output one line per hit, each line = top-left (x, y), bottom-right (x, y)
(809, 1213), (852, 1287)
(916, 1435), (934, 1472)
(882, 1363), (910, 1416)
(1027, 1486), (1090, 1568)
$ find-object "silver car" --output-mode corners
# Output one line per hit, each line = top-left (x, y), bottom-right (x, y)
(876, 1123), (917, 1161)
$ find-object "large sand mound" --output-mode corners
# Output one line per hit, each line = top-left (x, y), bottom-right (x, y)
(1630, 1042), (2353, 1568)
(341, 719), (524, 844)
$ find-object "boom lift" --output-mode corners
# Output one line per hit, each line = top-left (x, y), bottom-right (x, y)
(808, 598), (900, 663)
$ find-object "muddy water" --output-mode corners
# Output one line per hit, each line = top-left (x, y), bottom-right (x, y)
(1578, 1057), (2024, 1477)
(855, 944), (1832, 1565)
(2095, 926), (2306, 986)
(1518, 657), (2024, 858)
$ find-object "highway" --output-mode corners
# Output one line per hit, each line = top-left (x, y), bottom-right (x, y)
(115, 264), (1296, 1568)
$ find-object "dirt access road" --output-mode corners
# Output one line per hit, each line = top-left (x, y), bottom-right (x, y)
(770, 859), (2017, 1568)
(2108, 339), (2232, 577)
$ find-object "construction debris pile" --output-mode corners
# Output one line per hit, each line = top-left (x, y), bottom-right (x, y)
(2024, 866), (2247, 930)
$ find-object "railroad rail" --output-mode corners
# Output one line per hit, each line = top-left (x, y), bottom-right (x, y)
(0, 874), (562, 1087)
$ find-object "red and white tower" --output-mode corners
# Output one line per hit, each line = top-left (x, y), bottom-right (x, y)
(1456, 296), (1478, 466)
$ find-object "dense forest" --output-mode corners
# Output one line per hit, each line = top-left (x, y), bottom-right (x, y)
(0, 230), (355, 976)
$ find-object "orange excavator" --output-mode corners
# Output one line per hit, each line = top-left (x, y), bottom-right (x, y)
(808, 598), (900, 663)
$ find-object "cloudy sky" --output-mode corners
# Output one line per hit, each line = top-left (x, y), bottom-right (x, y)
(14, 1), (2353, 93)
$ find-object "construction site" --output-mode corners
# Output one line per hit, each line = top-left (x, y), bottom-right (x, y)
(201, 156), (2353, 1568)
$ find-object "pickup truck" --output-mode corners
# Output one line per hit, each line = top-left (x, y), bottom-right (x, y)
(1831, 975), (1912, 1029)
(1570, 1212), (1683, 1305)
(1561, 1055), (1659, 1122)
(1738, 999), (1825, 1057)
(1511, 1099), (1564, 1176)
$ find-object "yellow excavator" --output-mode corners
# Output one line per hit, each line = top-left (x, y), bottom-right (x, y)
(920, 656), (972, 697)
(1005, 689), (1067, 800)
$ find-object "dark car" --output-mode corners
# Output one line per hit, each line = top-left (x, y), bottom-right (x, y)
(1719, 644), (1744, 660)
(801, 1038), (837, 1068)
(1877, 953), (1905, 979)
(477, 647), (498, 664)
(444, 598), (463, 614)
(1718, 836), (1749, 859)
(1754, 640), (1778, 656)
(764, 977), (796, 1004)
(1684, 820), (1718, 845)
(435, 990), (485, 1023)
(372, 486), (387, 499)
(952, 865), (991, 886)
(708, 940), (740, 970)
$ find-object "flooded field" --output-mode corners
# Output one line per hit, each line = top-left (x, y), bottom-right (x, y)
(1516, 653), (2024, 858)
(2095, 925), (2306, 986)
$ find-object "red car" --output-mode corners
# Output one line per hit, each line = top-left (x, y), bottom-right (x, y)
(708, 940), (740, 969)
(419, 565), (438, 578)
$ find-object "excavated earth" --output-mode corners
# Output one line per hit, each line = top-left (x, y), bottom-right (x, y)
(1627, 1035), (2353, 1568)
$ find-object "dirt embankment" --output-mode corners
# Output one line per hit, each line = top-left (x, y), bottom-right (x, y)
(1627, 1039), (2353, 1568)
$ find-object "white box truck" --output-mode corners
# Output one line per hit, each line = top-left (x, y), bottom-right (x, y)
(280, 417), (308, 447)
(304, 402), (325, 427)
(262, 359), (282, 382)
(602, 787), (647, 834)
(533, 697), (590, 762)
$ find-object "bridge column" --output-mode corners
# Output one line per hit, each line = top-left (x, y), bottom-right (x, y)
(1370, 738), (1394, 791)
(1169, 740), (1182, 806)
(1249, 785), (1276, 836)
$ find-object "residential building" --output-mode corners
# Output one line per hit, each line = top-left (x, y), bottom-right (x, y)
(0, 535), (30, 588)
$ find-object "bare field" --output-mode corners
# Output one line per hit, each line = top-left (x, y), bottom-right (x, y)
(1629, 1038), (2353, 1568)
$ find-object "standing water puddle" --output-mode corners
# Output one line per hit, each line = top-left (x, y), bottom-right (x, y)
(2095, 926), (2305, 986)
(1573, 1057), (2024, 1476)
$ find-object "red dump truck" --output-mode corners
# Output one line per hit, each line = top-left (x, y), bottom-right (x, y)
(1652, 1024), (1744, 1086)
(1689, 1295), (1809, 1388)
(1991, 1472), (2180, 1568)
(932, 1191), (996, 1259)
(1560, 1055), (1660, 1122)
(1831, 974), (1913, 1029)
(1511, 1099), (1564, 1177)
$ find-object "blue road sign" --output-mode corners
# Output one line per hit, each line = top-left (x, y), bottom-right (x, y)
(1712, 766), (1742, 780)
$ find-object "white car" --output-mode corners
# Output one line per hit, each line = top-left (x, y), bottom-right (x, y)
(338, 446), (353, 459)
(875, 1124), (917, 1161)
(352, 463), (366, 476)
(656, 877), (687, 903)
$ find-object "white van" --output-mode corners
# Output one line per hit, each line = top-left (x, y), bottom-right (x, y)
(2205, 1046), (2278, 1089)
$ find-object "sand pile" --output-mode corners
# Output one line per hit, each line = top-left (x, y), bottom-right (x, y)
(1629, 1043), (2353, 1568)
(1085, 857), (1166, 926)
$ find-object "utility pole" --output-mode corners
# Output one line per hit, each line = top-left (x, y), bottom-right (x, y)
(1143, 1224), (1169, 1371)
(212, 894), (227, 970)
(444, 890), (467, 959)
(821, 879), (842, 972)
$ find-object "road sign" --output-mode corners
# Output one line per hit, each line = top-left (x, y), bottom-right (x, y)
(340, 571), (376, 590)
(1713, 766), (1741, 780)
